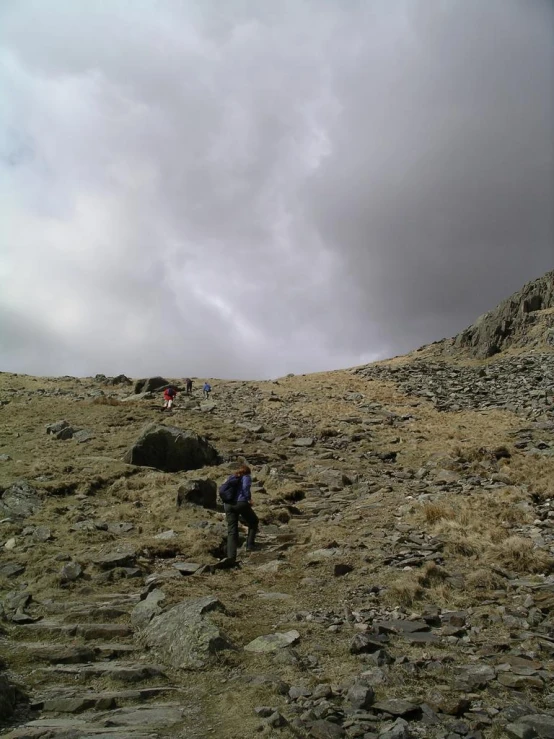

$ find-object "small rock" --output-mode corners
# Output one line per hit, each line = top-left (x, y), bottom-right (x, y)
(293, 437), (315, 447)
(333, 563), (353, 577)
(244, 630), (300, 652)
(59, 562), (82, 583)
(347, 682), (375, 709)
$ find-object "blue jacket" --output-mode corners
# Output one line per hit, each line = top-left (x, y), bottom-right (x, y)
(236, 474), (251, 503)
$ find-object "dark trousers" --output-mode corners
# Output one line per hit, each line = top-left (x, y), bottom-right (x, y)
(225, 502), (259, 559)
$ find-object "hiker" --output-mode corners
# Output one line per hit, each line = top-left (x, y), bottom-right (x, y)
(185, 378), (193, 395)
(203, 381), (212, 399)
(219, 464), (259, 561)
(162, 385), (176, 410)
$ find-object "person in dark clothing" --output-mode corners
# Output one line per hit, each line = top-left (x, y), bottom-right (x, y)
(185, 378), (193, 395)
(224, 464), (259, 561)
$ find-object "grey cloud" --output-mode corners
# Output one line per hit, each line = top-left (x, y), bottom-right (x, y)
(0, 0), (552, 378)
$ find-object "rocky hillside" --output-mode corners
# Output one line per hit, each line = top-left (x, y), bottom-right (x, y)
(437, 270), (554, 358)
(2, 291), (554, 738)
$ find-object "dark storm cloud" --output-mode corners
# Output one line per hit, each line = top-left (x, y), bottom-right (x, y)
(0, 0), (552, 378)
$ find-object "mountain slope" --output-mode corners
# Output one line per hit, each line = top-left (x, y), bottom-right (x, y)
(2, 275), (554, 738)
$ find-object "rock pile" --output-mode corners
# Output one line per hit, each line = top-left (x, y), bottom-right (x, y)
(356, 353), (554, 416)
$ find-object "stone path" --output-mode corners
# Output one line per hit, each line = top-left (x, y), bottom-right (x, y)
(0, 591), (205, 738)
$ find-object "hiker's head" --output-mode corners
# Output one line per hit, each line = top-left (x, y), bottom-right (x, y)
(235, 464), (251, 477)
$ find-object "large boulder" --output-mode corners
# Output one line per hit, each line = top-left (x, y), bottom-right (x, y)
(177, 479), (217, 509)
(0, 481), (41, 519)
(142, 595), (233, 669)
(123, 425), (220, 472)
(134, 377), (169, 394)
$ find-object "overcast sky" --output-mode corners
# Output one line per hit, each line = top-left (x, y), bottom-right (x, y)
(1, 0), (553, 379)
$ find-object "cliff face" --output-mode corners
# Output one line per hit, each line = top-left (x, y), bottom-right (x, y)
(450, 270), (554, 357)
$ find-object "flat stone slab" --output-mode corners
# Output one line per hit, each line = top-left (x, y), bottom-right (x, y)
(172, 562), (203, 575)
(0, 562), (26, 578)
(373, 699), (420, 716)
(92, 547), (137, 570)
(244, 630), (300, 652)
(37, 662), (165, 683)
(77, 623), (133, 640)
(375, 619), (430, 634)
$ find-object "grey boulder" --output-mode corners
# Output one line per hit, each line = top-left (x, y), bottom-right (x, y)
(0, 481), (41, 519)
(143, 595), (232, 669)
(134, 376), (169, 394)
(123, 424), (220, 472)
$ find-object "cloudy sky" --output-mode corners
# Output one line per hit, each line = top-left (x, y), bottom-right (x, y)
(1, 0), (553, 379)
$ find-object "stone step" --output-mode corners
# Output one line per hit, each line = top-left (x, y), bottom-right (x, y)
(5, 641), (137, 664)
(2, 703), (186, 737)
(30, 686), (183, 712)
(33, 661), (166, 683)
(15, 622), (134, 640)
(39, 594), (141, 614)
(61, 606), (132, 623)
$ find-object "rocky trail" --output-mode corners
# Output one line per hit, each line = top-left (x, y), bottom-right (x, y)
(3, 331), (554, 738)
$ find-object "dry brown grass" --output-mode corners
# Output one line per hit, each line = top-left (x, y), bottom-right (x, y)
(495, 536), (554, 574)
(91, 396), (124, 406)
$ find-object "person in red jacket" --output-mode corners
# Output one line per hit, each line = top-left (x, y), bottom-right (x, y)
(162, 386), (177, 411)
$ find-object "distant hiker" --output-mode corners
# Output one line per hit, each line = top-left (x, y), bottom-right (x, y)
(162, 386), (177, 410)
(219, 464), (259, 561)
(203, 382), (212, 400)
(185, 378), (193, 395)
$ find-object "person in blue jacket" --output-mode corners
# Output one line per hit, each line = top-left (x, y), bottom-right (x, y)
(224, 464), (259, 561)
(203, 382), (212, 399)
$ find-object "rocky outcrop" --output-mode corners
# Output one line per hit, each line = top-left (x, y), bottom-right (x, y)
(123, 424), (221, 472)
(448, 270), (554, 358)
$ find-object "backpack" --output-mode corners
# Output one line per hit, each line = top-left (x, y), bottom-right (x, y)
(166, 386), (176, 398)
(219, 475), (241, 504)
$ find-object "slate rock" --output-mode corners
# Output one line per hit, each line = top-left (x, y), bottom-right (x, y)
(73, 429), (94, 443)
(131, 589), (165, 628)
(60, 561), (82, 582)
(0, 454), (12, 462)
(0, 481), (41, 519)
(347, 682), (374, 709)
(244, 630), (300, 652)
(173, 562), (202, 575)
(294, 437), (315, 447)
(45, 420), (74, 439)
(350, 632), (388, 654)
(143, 595), (232, 669)
(455, 664), (496, 690)
(154, 529), (176, 540)
(0, 562), (26, 578)
(373, 699), (419, 717)
(124, 424), (220, 472)
(177, 479), (217, 509)
(309, 720), (346, 738)
(32, 526), (51, 542)
(92, 545), (136, 570)
(512, 714), (554, 738)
